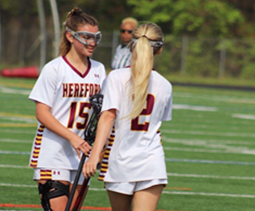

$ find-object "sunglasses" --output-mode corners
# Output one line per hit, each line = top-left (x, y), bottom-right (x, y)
(120, 29), (133, 34)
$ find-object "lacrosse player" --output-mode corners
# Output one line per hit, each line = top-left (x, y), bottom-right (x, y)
(28, 7), (106, 211)
(83, 22), (172, 211)
(111, 17), (138, 70)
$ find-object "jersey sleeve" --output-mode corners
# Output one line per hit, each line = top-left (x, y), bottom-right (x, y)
(162, 84), (173, 121)
(28, 63), (58, 108)
(100, 65), (107, 92)
(101, 71), (120, 112)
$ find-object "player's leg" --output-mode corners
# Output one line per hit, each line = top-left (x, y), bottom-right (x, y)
(34, 169), (71, 211)
(68, 169), (90, 211)
(69, 183), (89, 211)
(105, 182), (134, 211)
(107, 190), (133, 211)
(37, 179), (69, 211)
(132, 184), (164, 211)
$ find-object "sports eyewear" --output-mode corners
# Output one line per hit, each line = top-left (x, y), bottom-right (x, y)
(120, 29), (133, 34)
(66, 26), (102, 45)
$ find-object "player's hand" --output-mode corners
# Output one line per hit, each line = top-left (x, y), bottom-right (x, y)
(83, 156), (99, 178)
(70, 136), (91, 158)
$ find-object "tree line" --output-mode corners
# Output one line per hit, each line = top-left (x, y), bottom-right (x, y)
(1, 0), (255, 38)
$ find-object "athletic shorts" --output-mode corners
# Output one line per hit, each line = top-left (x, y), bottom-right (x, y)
(33, 168), (90, 186)
(105, 179), (167, 195)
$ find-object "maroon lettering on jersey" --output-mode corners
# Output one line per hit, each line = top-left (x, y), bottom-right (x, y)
(63, 83), (68, 97)
(131, 94), (155, 131)
(89, 84), (94, 97)
(73, 83), (80, 97)
(94, 84), (101, 95)
(68, 84), (74, 97)
(80, 83), (85, 97)
(63, 83), (101, 98)
(84, 83), (89, 97)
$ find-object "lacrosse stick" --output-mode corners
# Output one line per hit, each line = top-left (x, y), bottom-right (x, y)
(65, 93), (103, 211)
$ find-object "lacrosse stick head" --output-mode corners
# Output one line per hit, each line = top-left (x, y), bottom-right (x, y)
(90, 93), (104, 115)
(84, 93), (104, 145)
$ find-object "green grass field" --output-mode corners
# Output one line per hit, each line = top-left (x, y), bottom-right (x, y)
(0, 76), (255, 211)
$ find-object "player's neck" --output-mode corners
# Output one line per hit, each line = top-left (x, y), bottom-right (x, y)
(65, 53), (89, 74)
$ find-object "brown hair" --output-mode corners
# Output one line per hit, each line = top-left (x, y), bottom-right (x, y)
(128, 23), (164, 119)
(58, 7), (99, 56)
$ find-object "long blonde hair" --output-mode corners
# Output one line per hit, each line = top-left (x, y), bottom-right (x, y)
(58, 7), (99, 56)
(128, 23), (164, 119)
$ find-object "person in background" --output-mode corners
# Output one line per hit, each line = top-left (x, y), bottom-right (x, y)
(111, 17), (138, 69)
(83, 22), (172, 211)
(28, 7), (106, 211)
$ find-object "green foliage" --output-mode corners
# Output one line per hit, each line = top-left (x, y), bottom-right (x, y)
(154, 34), (182, 74)
(128, 0), (244, 37)
(154, 35), (255, 80)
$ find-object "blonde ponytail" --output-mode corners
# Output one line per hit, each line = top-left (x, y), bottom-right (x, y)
(129, 37), (153, 119)
(127, 23), (164, 119)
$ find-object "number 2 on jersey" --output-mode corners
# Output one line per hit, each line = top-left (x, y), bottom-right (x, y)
(67, 102), (91, 129)
(131, 94), (155, 131)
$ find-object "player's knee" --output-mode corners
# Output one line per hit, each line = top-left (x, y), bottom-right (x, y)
(38, 180), (69, 211)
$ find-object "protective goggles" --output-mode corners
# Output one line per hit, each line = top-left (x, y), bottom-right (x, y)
(66, 26), (102, 45)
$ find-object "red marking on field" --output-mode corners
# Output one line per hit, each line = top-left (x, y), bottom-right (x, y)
(0, 204), (111, 210)
(0, 204), (41, 208)
(0, 204), (184, 211)
(81, 206), (111, 210)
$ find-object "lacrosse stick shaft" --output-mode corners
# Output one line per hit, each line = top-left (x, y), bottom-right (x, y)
(65, 154), (86, 211)
(72, 177), (91, 211)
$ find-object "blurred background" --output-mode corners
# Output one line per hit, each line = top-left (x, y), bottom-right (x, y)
(0, 0), (255, 85)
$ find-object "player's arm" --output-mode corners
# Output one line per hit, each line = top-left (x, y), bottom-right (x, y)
(35, 102), (91, 157)
(83, 108), (116, 178)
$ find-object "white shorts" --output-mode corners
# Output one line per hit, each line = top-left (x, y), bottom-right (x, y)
(33, 168), (90, 186)
(105, 179), (167, 195)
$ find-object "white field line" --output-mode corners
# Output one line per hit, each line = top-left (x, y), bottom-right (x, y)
(232, 114), (255, 120)
(1, 182), (254, 198)
(1, 164), (255, 181)
(167, 173), (255, 180)
(0, 129), (35, 134)
(174, 92), (255, 104)
(0, 164), (30, 168)
(165, 158), (255, 165)
(161, 129), (255, 138)
(0, 86), (30, 95)
(0, 150), (30, 155)
(0, 139), (32, 143)
(164, 146), (255, 155)
(173, 104), (217, 111)
(0, 113), (37, 124)
(162, 137), (255, 155)
(162, 191), (255, 198)
(162, 138), (255, 146)
(0, 116), (37, 123)
(0, 183), (105, 191)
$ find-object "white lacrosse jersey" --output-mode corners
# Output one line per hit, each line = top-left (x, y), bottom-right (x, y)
(111, 44), (131, 69)
(99, 68), (172, 182)
(29, 56), (106, 170)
